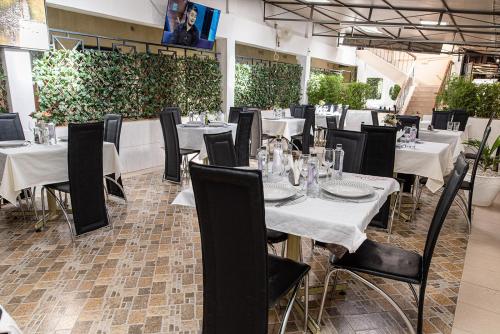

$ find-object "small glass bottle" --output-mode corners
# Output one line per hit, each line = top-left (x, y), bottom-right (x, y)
(271, 136), (284, 180)
(333, 144), (344, 180)
(307, 154), (319, 197)
(410, 124), (417, 149)
(257, 146), (268, 181)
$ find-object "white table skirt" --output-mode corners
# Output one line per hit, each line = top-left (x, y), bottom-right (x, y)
(173, 173), (400, 253)
(177, 124), (237, 160)
(395, 141), (453, 192)
(262, 118), (305, 141)
(0, 142), (121, 204)
(419, 129), (466, 159)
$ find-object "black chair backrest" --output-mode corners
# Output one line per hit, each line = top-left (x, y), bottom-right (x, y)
(421, 154), (469, 283)
(326, 116), (337, 130)
(370, 110), (379, 126)
(470, 126), (492, 193)
(301, 105), (316, 154)
(396, 115), (420, 138)
(0, 113), (25, 141)
(235, 111), (254, 166)
(228, 107), (243, 124)
(190, 163), (268, 334)
(159, 109), (182, 182)
(326, 129), (367, 173)
(103, 114), (123, 152)
(292, 105), (305, 118)
(450, 109), (469, 131)
(361, 125), (397, 177)
(247, 108), (262, 159)
(431, 110), (452, 130)
(67, 122), (109, 235)
(163, 107), (182, 125)
(204, 131), (237, 167)
(339, 107), (348, 130)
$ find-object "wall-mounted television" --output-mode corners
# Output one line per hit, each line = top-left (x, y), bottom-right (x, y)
(161, 0), (221, 50)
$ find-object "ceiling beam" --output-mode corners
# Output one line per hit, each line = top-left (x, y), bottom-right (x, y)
(380, 0), (428, 40)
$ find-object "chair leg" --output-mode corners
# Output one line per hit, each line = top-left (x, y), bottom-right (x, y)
(278, 279), (301, 334)
(454, 197), (472, 234)
(387, 191), (400, 234)
(303, 274), (309, 333)
(269, 243), (277, 255)
(280, 241), (287, 257)
(41, 187), (47, 228)
(410, 177), (423, 223)
(45, 188), (75, 242)
(408, 283), (419, 306)
(104, 176), (128, 202)
(30, 187), (38, 220)
(317, 267), (337, 324)
(341, 269), (416, 334)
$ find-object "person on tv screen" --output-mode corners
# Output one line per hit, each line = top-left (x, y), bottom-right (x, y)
(169, 4), (199, 47)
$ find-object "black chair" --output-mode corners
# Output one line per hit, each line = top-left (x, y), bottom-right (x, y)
(160, 109), (199, 183)
(326, 116), (337, 130)
(41, 122), (110, 240)
(326, 129), (367, 173)
(291, 105), (305, 118)
(163, 107), (182, 125)
(450, 109), (469, 131)
(0, 113), (24, 141)
(291, 105), (315, 154)
(317, 154), (470, 334)
(228, 107), (244, 124)
(235, 111), (254, 166)
(361, 125), (398, 231)
(396, 115), (421, 138)
(370, 110), (379, 126)
(189, 162), (310, 334)
(431, 109), (452, 130)
(338, 106), (348, 130)
(248, 108), (262, 159)
(416, 126), (492, 233)
(203, 131), (237, 167)
(103, 114), (126, 200)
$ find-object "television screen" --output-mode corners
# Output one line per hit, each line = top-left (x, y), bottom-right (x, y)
(162, 0), (220, 50)
(0, 0), (49, 50)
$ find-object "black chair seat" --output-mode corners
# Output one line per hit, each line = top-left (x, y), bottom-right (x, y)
(334, 239), (422, 284)
(465, 152), (476, 160)
(46, 182), (70, 193)
(266, 229), (288, 244)
(180, 148), (200, 156)
(268, 254), (310, 307)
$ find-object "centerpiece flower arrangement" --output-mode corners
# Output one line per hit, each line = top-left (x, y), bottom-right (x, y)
(383, 113), (398, 126)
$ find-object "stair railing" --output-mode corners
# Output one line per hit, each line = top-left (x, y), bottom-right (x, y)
(434, 60), (454, 109)
(368, 48), (416, 75)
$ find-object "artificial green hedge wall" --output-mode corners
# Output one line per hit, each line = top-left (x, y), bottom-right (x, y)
(234, 62), (302, 109)
(0, 58), (8, 113)
(32, 50), (222, 125)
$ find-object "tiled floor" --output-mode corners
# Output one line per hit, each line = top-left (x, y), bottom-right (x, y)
(452, 196), (500, 334)
(0, 168), (472, 333)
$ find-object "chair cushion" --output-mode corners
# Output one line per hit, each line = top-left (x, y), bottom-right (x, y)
(180, 149), (199, 156)
(46, 182), (70, 193)
(268, 254), (310, 307)
(266, 229), (288, 244)
(334, 239), (422, 284)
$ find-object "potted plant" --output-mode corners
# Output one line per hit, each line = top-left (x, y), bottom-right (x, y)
(463, 135), (500, 206)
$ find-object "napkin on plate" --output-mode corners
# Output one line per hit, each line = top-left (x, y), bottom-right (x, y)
(288, 157), (301, 186)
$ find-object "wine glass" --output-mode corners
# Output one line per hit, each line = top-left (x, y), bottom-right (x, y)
(324, 148), (334, 179)
(299, 154), (310, 191)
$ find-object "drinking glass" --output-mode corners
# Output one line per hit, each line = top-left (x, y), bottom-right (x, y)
(299, 154), (309, 191)
(453, 122), (460, 131)
(402, 126), (411, 148)
(324, 148), (334, 179)
(447, 121), (453, 131)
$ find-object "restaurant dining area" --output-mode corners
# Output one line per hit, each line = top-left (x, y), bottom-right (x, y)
(1, 1), (500, 333)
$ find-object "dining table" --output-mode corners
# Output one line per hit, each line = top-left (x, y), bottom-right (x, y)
(418, 129), (467, 159)
(176, 123), (238, 160)
(173, 171), (400, 333)
(315, 109), (374, 131)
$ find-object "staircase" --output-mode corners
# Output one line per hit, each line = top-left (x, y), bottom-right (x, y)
(404, 85), (441, 115)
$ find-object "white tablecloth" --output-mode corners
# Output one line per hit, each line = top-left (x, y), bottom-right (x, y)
(315, 112), (337, 128)
(0, 142), (121, 204)
(395, 141), (453, 192)
(262, 118), (305, 141)
(172, 173), (399, 253)
(177, 124), (238, 160)
(344, 110), (374, 131)
(419, 129), (466, 159)
(420, 121), (471, 140)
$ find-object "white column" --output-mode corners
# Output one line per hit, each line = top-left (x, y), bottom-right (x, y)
(216, 37), (235, 115)
(1, 48), (36, 139)
(298, 52), (311, 105)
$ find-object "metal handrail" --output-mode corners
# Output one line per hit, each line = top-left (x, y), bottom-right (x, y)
(395, 66), (415, 113)
(434, 60), (454, 109)
(368, 48), (416, 75)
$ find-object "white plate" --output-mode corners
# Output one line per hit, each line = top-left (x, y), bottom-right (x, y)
(0, 140), (28, 148)
(320, 180), (375, 199)
(263, 183), (298, 201)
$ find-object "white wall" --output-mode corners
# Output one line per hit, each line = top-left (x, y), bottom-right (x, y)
(356, 58), (397, 109)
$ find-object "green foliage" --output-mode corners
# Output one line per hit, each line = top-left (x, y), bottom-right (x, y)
(307, 73), (370, 109)
(234, 62), (302, 109)
(389, 84), (401, 101)
(0, 58), (8, 113)
(32, 50), (222, 125)
(342, 82), (370, 109)
(463, 135), (500, 172)
(436, 76), (478, 116)
(366, 78), (382, 100)
(476, 83), (500, 119)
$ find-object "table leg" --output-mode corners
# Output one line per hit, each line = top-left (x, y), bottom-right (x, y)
(35, 190), (59, 231)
